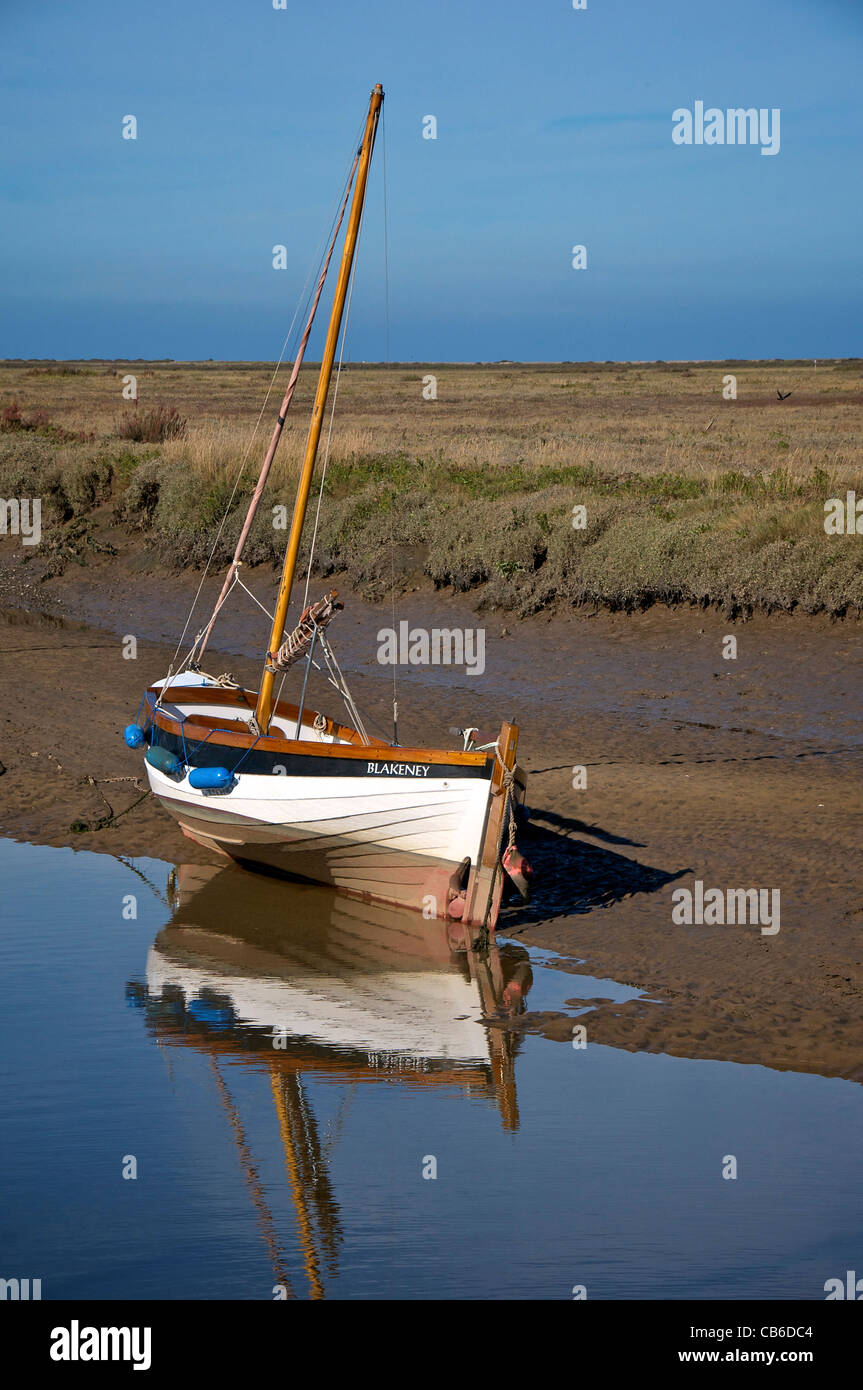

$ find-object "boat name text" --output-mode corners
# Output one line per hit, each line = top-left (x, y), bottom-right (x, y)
(367, 761), (432, 777)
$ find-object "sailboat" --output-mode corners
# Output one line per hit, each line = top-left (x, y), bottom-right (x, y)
(124, 84), (529, 932)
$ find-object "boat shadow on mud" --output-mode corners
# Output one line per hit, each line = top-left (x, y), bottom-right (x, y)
(502, 807), (690, 927)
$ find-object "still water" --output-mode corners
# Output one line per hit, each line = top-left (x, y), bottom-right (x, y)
(2, 836), (860, 1301)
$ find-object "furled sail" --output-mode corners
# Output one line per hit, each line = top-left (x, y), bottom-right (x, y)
(266, 590), (343, 672)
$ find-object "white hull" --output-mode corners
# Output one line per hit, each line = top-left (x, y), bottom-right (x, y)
(146, 762), (492, 913)
(146, 943), (489, 1064)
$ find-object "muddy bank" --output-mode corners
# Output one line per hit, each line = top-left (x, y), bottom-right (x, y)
(0, 562), (861, 1083)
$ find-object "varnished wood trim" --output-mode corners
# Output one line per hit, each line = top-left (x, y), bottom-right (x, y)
(462, 720), (520, 929)
(151, 707), (491, 767)
(481, 722), (519, 869)
(149, 683), (387, 749)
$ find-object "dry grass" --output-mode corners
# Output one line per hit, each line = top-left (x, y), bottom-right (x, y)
(115, 404), (186, 443)
(1, 359), (861, 615)
(3, 358), (861, 483)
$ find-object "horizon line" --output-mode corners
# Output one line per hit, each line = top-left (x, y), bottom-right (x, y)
(1, 356), (856, 368)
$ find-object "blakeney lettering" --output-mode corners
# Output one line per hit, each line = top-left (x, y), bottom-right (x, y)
(367, 761), (431, 777)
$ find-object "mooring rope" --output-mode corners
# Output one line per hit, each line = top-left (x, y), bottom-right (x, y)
(70, 776), (151, 834)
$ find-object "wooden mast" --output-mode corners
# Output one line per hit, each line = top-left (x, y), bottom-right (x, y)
(254, 83), (384, 734)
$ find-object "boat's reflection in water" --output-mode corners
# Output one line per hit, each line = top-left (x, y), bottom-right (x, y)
(126, 863), (533, 1297)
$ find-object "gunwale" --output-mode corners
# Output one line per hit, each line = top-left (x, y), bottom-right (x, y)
(149, 685), (493, 769)
(150, 683), (381, 748)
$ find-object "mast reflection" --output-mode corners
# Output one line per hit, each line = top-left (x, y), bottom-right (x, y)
(126, 863), (533, 1297)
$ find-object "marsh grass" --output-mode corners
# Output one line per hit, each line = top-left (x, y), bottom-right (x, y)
(116, 404), (186, 443)
(1, 359), (861, 615)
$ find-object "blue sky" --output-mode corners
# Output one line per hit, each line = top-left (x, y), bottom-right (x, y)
(1, 0), (861, 360)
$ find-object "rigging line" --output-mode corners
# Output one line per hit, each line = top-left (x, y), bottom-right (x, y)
(192, 140), (366, 666)
(307, 632), (356, 732)
(390, 506), (398, 746)
(382, 103), (391, 366)
(322, 1086), (357, 1159)
(300, 166), (369, 614)
(382, 111), (397, 743)
(209, 1056), (295, 1297)
(117, 857), (170, 908)
(274, 669), (289, 715)
(163, 287), (331, 686)
(303, 650), (389, 743)
(161, 304), (310, 695)
(318, 634), (369, 743)
(159, 147), (362, 703)
(304, 652), (362, 709)
(235, 571), (277, 621)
